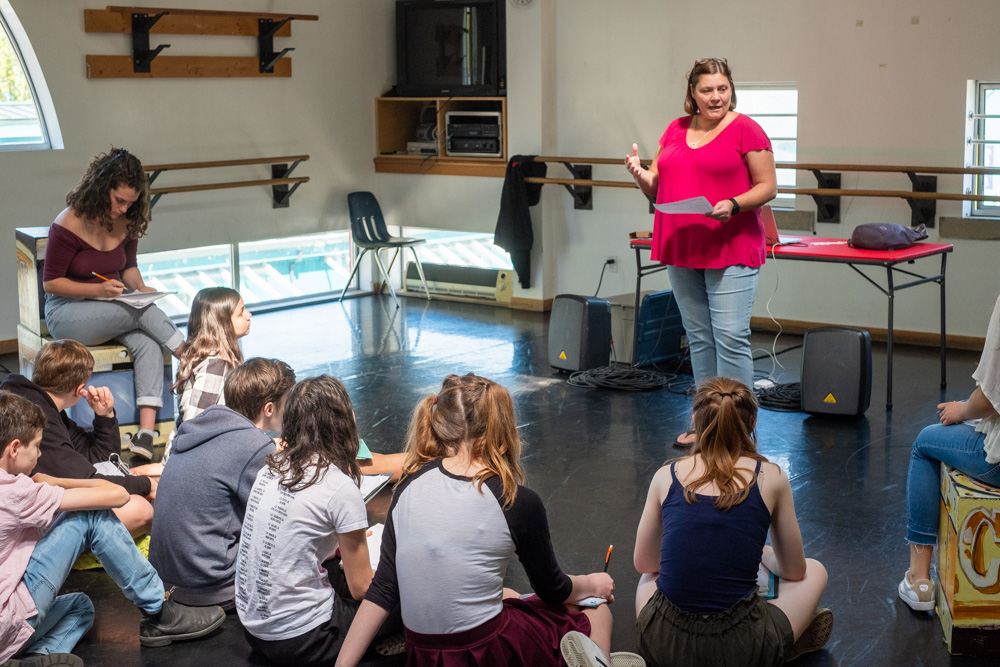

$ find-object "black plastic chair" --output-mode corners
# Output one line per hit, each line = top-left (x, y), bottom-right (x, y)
(339, 191), (431, 308)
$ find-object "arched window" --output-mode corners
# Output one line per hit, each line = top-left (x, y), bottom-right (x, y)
(0, 1), (62, 150)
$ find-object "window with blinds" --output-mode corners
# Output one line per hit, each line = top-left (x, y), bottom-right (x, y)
(969, 81), (1000, 217)
(738, 85), (797, 202)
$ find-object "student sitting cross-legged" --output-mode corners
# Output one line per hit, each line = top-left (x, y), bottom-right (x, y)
(148, 357), (295, 610)
(0, 339), (157, 537)
(335, 373), (634, 667)
(633, 377), (831, 666)
(0, 391), (225, 667)
(236, 375), (401, 666)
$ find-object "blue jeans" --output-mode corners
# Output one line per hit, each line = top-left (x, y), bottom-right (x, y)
(666, 265), (759, 387)
(45, 295), (183, 408)
(16, 510), (164, 657)
(905, 423), (1000, 545)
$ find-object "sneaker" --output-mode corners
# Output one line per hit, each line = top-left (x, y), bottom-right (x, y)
(561, 632), (611, 667)
(375, 632), (406, 656)
(139, 598), (226, 647)
(786, 608), (833, 661)
(561, 631), (645, 667)
(1, 654), (83, 667)
(129, 432), (154, 460)
(898, 571), (935, 611)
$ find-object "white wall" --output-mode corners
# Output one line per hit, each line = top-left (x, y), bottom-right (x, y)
(3, 0), (999, 342)
(1, 0), (396, 341)
(534, 0), (1000, 338)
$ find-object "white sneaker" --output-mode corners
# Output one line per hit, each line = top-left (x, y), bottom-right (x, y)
(560, 631), (647, 667)
(898, 571), (935, 611)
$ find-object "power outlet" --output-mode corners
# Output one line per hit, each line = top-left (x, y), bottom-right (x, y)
(606, 256), (618, 273)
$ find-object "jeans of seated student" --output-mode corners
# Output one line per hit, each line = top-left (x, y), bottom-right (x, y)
(44, 296), (184, 409)
(16, 510), (165, 657)
(666, 265), (759, 388)
(906, 423), (1000, 546)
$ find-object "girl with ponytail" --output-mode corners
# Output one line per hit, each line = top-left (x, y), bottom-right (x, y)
(633, 377), (831, 665)
(335, 373), (631, 667)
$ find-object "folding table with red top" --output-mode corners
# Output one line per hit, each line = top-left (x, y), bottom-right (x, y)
(629, 235), (954, 410)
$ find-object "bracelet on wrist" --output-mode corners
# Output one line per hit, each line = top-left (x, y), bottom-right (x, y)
(728, 198), (740, 215)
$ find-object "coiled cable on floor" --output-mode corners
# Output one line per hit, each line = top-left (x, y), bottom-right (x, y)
(567, 363), (673, 391)
(756, 382), (802, 412)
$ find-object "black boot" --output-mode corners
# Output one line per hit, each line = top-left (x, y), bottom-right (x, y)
(1, 655), (83, 667)
(139, 598), (225, 647)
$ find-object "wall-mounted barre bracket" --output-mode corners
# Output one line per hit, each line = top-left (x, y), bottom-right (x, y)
(904, 172), (937, 228)
(810, 170), (841, 223)
(259, 18), (294, 73)
(131, 12), (170, 72)
(560, 163), (593, 210)
(271, 163), (301, 208)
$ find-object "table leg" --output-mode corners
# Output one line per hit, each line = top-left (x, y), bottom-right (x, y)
(886, 265), (895, 411)
(633, 247), (642, 367)
(940, 252), (947, 390)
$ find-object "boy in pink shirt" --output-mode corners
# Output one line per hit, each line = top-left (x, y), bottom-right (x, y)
(0, 391), (225, 667)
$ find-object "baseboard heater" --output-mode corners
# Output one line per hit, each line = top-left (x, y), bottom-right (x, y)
(405, 262), (513, 302)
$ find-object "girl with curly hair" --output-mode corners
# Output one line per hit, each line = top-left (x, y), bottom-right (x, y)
(42, 148), (183, 460)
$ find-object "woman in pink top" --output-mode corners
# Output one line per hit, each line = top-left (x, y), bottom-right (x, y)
(625, 58), (777, 447)
(42, 148), (184, 460)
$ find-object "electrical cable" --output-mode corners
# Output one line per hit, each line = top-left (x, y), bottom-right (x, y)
(567, 363), (672, 391)
(593, 260), (612, 298)
(757, 382), (803, 412)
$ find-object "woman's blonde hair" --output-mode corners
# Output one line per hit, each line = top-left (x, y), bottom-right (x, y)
(174, 287), (244, 392)
(683, 57), (737, 116)
(684, 376), (766, 510)
(401, 373), (523, 508)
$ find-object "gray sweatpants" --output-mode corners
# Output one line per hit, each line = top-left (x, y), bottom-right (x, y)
(44, 295), (183, 408)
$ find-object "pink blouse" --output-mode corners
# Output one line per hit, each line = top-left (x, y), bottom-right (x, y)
(652, 113), (772, 269)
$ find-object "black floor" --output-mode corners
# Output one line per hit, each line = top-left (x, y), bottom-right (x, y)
(7, 294), (993, 666)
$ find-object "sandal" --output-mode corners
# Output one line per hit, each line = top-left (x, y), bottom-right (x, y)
(672, 428), (696, 448)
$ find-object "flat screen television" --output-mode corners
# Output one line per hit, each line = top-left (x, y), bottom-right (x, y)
(396, 0), (506, 97)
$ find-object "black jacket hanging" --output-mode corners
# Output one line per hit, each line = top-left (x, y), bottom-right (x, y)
(495, 155), (547, 289)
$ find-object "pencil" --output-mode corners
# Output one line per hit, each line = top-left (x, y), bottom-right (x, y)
(603, 544), (613, 573)
(91, 271), (114, 282)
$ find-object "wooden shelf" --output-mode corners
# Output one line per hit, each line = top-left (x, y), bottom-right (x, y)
(374, 156), (506, 178)
(374, 96), (507, 177)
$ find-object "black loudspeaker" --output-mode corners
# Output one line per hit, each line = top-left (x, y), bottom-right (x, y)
(801, 327), (872, 416)
(548, 295), (612, 371)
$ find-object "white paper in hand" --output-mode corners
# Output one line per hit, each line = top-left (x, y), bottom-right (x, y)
(367, 523), (385, 570)
(654, 196), (713, 215)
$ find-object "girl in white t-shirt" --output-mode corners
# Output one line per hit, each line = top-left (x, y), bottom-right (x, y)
(235, 375), (382, 666)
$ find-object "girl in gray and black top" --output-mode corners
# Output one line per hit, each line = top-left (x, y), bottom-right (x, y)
(335, 373), (616, 667)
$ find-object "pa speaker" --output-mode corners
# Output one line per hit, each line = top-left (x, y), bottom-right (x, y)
(801, 326), (872, 416)
(634, 290), (685, 367)
(548, 295), (611, 372)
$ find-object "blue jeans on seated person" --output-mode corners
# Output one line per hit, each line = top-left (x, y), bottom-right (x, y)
(906, 422), (1000, 546)
(44, 295), (183, 409)
(666, 264), (759, 388)
(15, 510), (165, 657)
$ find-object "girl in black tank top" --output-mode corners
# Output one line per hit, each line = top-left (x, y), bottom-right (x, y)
(633, 377), (833, 666)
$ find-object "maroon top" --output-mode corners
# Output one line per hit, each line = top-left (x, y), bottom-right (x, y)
(42, 223), (138, 284)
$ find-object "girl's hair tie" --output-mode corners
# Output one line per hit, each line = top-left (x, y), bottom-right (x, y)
(433, 395), (438, 405)
(716, 391), (734, 398)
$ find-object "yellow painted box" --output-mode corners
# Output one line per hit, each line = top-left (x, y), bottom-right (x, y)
(935, 464), (1000, 656)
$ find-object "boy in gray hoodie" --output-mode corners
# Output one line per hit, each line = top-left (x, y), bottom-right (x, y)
(148, 358), (295, 608)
